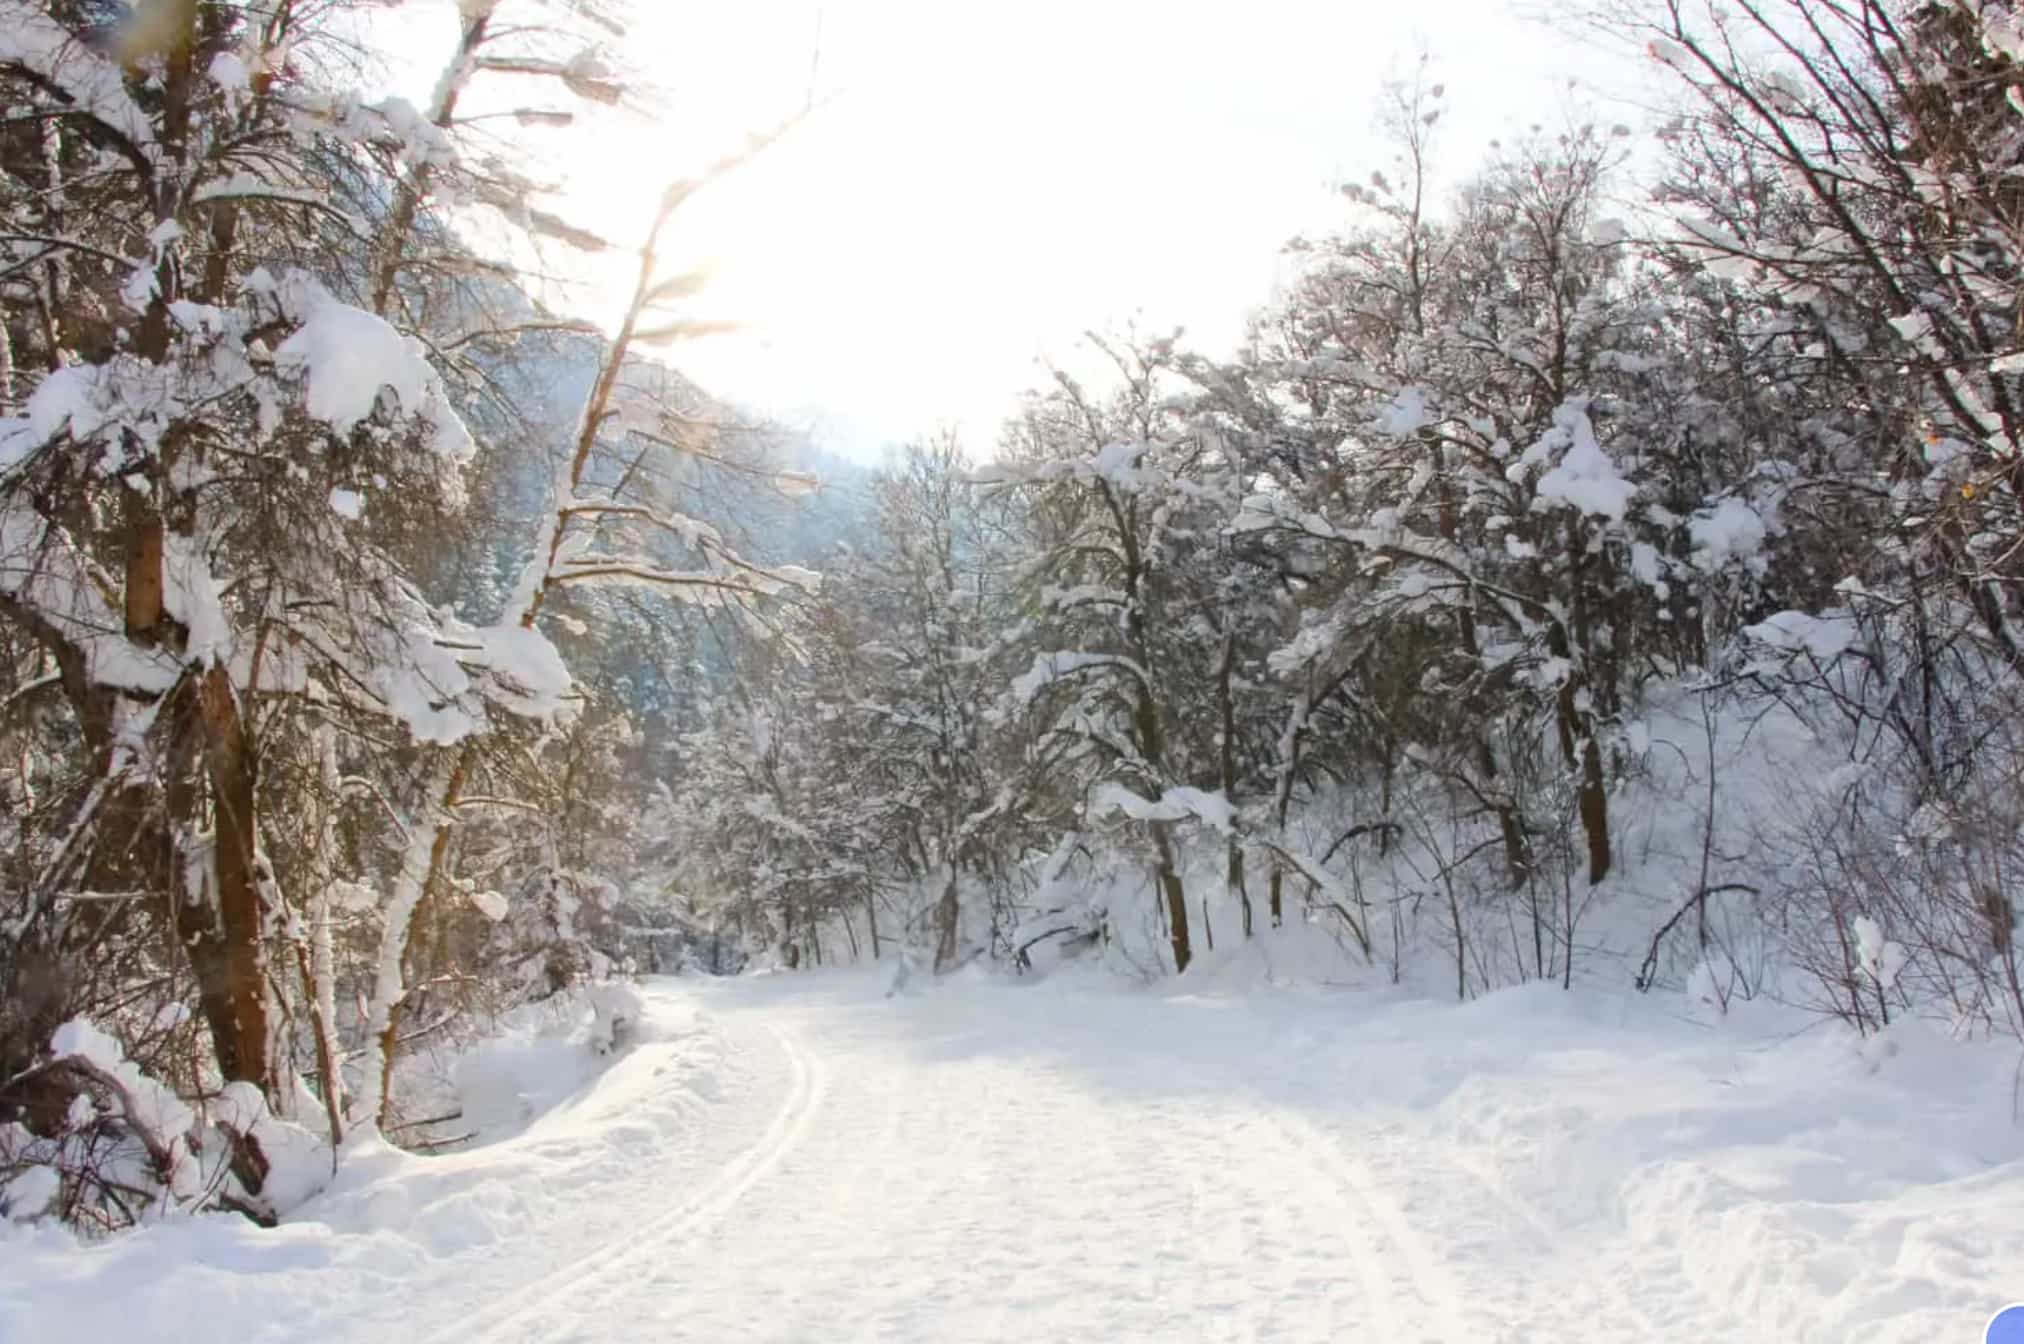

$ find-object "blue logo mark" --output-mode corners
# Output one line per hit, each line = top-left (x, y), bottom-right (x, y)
(1989, 1304), (2024, 1344)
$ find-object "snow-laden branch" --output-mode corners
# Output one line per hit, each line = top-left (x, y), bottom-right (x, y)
(1010, 650), (1152, 705)
(0, 2), (159, 173)
(546, 559), (814, 604)
(0, 232), (141, 275)
(0, 510), (177, 693)
(557, 499), (723, 552)
(263, 271), (475, 465)
(1231, 495), (1553, 639)
(1088, 782), (1236, 833)
(968, 438), (1219, 501)
(191, 175), (367, 236)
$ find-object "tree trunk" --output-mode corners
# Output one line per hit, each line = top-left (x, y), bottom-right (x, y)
(1476, 737), (1530, 889)
(111, 5), (286, 1112)
(196, 664), (274, 1100)
(933, 864), (962, 974)
(1546, 613), (1609, 886)
(1231, 843), (1251, 940)
(121, 492), (168, 643)
(1217, 631), (1252, 938)
(1152, 823), (1190, 974)
(357, 755), (461, 1132)
(1552, 659), (1609, 885)
(1578, 732), (1609, 886)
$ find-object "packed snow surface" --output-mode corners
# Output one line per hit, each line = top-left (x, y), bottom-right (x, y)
(3, 971), (2019, 1342)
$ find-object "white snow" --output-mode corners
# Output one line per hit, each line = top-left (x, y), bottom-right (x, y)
(1852, 914), (1908, 994)
(1533, 401), (1635, 521)
(191, 174), (333, 212)
(1089, 782), (1236, 832)
(208, 51), (251, 95)
(1375, 385), (1431, 437)
(41, 1016), (207, 1201)
(1678, 217), (1763, 283)
(4, 363), (114, 463)
(268, 275), (474, 464)
(2, 972), (2017, 1342)
(1745, 609), (1854, 661)
(1091, 440), (1148, 481)
(2, 1165), (61, 1223)
(1630, 539), (1664, 585)
(468, 889), (510, 923)
(1649, 36), (1695, 72)
(473, 621), (573, 715)
(0, 2), (159, 162)
(770, 469), (821, 499)
(1010, 650), (1148, 703)
(162, 532), (232, 663)
(0, 509), (179, 692)
(1690, 496), (1769, 571)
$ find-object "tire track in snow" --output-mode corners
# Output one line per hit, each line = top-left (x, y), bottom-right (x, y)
(428, 1020), (823, 1344)
(1413, 1136), (1678, 1342)
(1262, 1111), (1473, 1343)
(1443, 1145), (1651, 1339)
(1250, 1112), (1407, 1340)
(1159, 1099), (1209, 1330)
(750, 1022), (976, 1344)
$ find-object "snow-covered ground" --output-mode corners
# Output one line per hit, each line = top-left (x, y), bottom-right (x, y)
(4, 969), (2020, 1342)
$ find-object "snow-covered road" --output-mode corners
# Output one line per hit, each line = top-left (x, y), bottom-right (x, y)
(6, 970), (2019, 1342)
(525, 983), (1493, 1344)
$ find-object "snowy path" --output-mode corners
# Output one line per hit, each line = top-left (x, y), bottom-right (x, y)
(534, 985), (1496, 1343)
(5, 971), (2019, 1342)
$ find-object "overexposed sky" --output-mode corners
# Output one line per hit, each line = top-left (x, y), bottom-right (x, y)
(391, 1), (1635, 459)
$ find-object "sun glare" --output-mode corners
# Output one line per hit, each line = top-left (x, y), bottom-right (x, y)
(396, 0), (1608, 459)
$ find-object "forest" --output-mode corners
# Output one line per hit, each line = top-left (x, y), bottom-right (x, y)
(2, 0), (2023, 1245)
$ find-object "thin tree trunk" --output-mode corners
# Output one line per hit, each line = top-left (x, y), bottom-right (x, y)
(1218, 631), (1252, 938)
(1578, 732), (1609, 885)
(1446, 871), (1467, 1001)
(1477, 737), (1530, 889)
(295, 908), (343, 1150)
(0, 302), (14, 415)
(369, 7), (492, 316)
(933, 864), (962, 974)
(1230, 844), (1251, 940)
(1548, 566), (1610, 886)
(1152, 823), (1190, 974)
(1266, 676), (1312, 930)
(357, 755), (461, 1133)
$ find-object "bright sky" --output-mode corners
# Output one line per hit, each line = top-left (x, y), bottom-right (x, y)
(395, 1), (1633, 460)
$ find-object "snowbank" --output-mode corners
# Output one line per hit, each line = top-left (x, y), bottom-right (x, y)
(0, 985), (721, 1342)
(865, 968), (2024, 1341)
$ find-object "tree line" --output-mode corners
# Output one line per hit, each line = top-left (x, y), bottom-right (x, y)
(664, 2), (2024, 1040)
